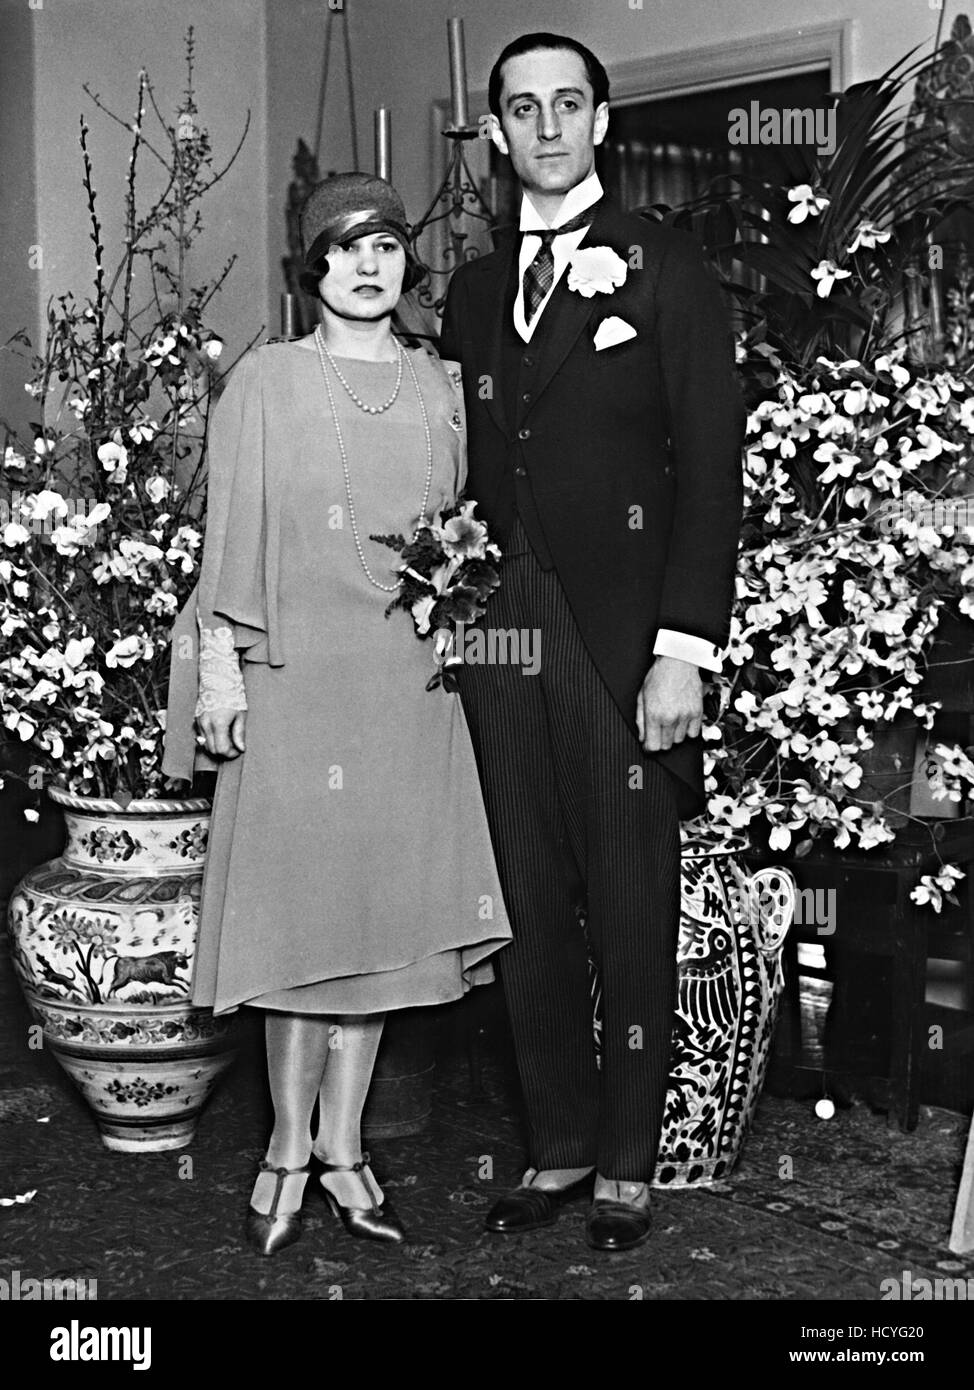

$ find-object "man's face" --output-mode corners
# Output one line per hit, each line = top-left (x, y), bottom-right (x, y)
(492, 47), (608, 200)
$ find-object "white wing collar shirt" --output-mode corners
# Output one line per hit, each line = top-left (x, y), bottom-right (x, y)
(513, 172), (722, 674)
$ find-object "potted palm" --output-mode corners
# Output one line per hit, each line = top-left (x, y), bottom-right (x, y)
(1, 33), (253, 1150)
(644, 47), (974, 898)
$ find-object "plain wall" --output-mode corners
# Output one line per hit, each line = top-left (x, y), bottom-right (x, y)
(0, 0), (40, 444)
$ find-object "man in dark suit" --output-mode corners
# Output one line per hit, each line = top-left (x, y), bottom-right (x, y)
(440, 31), (744, 1250)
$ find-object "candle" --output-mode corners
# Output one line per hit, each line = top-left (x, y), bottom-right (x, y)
(448, 17), (469, 129)
(374, 107), (392, 182)
(927, 234), (944, 359)
(281, 292), (297, 339)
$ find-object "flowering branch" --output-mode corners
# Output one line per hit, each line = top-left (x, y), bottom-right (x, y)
(0, 31), (250, 801)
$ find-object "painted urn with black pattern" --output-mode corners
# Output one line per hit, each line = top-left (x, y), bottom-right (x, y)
(653, 833), (797, 1186)
(7, 787), (235, 1151)
(588, 829), (797, 1187)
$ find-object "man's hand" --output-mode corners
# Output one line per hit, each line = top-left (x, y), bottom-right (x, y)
(636, 655), (703, 753)
(197, 709), (247, 759)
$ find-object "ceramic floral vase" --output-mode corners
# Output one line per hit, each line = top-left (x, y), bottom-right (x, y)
(7, 787), (236, 1152)
(588, 831), (796, 1187)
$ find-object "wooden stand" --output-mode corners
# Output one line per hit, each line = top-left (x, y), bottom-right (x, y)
(753, 818), (974, 1131)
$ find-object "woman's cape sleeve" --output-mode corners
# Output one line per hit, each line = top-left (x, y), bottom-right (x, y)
(161, 348), (276, 782)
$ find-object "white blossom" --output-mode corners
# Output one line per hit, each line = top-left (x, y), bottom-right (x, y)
(847, 221), (891, 253)
(144, 475), (171, 504)
(105, 633), (155, 669)
(24, 489), (70, 523)
(786, 184), (830, 223)
(810, 260), (853, 299)
(97, 439), (129, 480)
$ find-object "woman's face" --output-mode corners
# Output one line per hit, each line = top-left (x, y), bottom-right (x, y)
(317, 232), (407, 321)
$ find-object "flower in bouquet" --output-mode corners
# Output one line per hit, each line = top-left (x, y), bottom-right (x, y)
(370, 500), (502, 691)
(431, 500), (492, 561)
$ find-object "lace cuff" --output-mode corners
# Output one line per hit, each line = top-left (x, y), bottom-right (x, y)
(194, 623), (248, 717)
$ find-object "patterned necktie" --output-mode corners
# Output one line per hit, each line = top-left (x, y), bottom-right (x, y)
(521, 200), (603, 326)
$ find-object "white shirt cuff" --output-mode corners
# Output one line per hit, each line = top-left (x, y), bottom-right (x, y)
(653, 629), (722, 673)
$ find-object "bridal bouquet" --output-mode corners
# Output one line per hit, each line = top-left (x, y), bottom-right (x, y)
(371, 500), (502, 691)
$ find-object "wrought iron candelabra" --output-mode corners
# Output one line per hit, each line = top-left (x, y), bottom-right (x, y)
(279, 14), (502, 336)
(407, 124), (498, 319)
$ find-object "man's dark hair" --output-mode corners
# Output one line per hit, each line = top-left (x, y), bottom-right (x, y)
(488, 32), (610, 119)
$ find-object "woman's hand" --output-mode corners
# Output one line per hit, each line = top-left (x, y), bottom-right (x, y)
(197, 709), (247, 759)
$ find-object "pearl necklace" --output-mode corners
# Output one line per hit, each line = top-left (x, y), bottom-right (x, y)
(314, 333), (434, 592)
(315, 325), (403, 413)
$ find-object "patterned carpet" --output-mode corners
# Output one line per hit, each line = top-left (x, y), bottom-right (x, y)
(2, 953), (972, 1302)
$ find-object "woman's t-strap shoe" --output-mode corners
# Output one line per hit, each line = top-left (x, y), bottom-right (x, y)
(317, 1153), (405, 1244)
(245, 1160), (310, 1257)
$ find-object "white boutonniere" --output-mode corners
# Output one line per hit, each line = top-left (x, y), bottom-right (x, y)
(566, 246), (628, 298)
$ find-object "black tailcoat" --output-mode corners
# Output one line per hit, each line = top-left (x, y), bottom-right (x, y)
(440, 201), (745, 815)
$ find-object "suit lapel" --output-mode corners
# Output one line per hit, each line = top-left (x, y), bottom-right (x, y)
(528, 202), (630, 409)
(463, 202), (632, 429)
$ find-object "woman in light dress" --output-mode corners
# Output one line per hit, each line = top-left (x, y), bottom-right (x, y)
(164, 173), (510, 1255)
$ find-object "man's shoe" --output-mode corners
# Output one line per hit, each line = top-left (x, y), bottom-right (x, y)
(585, 1197), (653, 1251)
(485, 1172), (594, 1234)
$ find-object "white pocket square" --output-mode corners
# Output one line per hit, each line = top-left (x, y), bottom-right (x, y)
(594, 316), (637, 351)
